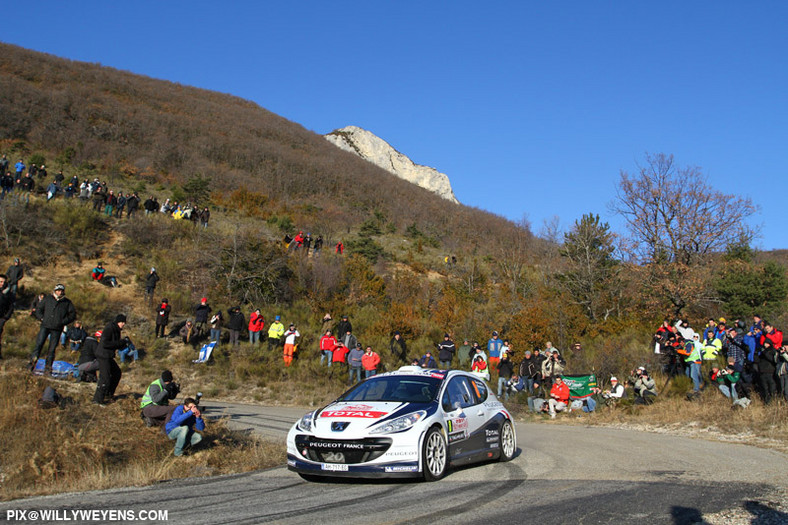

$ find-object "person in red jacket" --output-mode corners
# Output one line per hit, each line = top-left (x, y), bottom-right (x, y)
(547, 375), (570, 419)
(319, 329), (338, 367)
(330, 342), (349, 378)
(362, 346), (381, 378)
(248, 309), (265, 345)
(761, 323), (784, 349)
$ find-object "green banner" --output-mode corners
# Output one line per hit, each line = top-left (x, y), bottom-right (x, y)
(563, 374), (597, 399)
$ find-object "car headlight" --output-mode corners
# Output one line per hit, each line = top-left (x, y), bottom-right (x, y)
(297, 412), (314, 432)
(369, 410), (426, 434)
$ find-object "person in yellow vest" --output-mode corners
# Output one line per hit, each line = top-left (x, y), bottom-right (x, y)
(267, 315), (285, 351)
(283, 324), (300, 366)
(140, 370), (179, 427)
(685, 332), (704, 393)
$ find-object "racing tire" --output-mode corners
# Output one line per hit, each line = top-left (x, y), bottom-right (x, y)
(498, 420), (515, 462)
(422, 426), (448, 481)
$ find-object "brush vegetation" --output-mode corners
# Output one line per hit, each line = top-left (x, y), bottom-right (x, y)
(1, 43), (788, 500)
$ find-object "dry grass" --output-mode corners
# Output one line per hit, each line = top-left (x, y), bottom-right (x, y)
(0, 372), (283, 501)
(510, 373), (788, 453)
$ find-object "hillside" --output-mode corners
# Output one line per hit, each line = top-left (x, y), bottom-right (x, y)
(0, 42), (523, 253)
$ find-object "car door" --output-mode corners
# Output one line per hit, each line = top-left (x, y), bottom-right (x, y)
(441, 376), (487, 460)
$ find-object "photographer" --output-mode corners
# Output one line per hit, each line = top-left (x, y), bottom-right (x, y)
(601, 376), (625, 405)
(505, 374), (526, 400)
(777, 344), (788, 402)
(711, 364), (740, 402)
(629, 367), (658, 405)
(541, 349), (566, 391)
(140, 370), (180, 427)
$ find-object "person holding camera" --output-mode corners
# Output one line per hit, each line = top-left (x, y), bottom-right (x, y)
(711, 364), (740, 402)
(164, 397), (205, 457)
(601, 377), (625, 401)
(777, 344), (788, 402)
(629, 367), (658, 405)
(140, 370), (180, 427)
(541, 349), (566, 392)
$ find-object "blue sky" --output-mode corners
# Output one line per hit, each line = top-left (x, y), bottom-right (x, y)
(3, 2), (787, 249)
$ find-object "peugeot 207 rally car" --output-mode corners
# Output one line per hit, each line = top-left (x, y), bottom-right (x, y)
(287, 366), (517, 481)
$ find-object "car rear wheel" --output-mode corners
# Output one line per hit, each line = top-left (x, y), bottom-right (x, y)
(499, 420), (515, 462)
(422, 426), (448, 481)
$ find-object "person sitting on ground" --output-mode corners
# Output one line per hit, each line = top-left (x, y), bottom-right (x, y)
(164, 397), (205, 457)
(76, 331), (101, 382)
(505, 374), (526, 400)
(140, 370), (180, 427)
(547, 375), (570, 418)
(180, 320), (194, 345)
(64, 321), (87, 352)
(419, 351), (437, 369)
(630, 367), (658, 405)
(601, 377), (625, 404)
(711, 364), (741, 402)
(118, 337), (138, 363)
(91, 262), (106, 282)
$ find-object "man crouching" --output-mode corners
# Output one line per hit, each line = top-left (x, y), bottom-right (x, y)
(164, 397), (205, 457)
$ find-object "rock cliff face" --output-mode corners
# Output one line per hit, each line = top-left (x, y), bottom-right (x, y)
(324, 126), (458, 203)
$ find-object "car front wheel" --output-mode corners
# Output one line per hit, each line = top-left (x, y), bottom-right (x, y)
(499, 420), (515, 462)
(422, 426), (448, 481)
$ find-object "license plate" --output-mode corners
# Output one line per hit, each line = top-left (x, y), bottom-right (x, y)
(321, 463), (349, 471)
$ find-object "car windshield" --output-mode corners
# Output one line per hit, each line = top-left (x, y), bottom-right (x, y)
(337, 376), (441, 403)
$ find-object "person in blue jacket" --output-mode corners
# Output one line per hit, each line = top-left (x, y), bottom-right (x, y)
(165, 397), (205, 457)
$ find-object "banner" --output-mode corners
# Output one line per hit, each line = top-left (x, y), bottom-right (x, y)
(562, 374), (597, 399)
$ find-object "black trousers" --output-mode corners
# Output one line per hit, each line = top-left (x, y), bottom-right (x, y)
(93, 356), (122, 403)
(31, 326), (61, 368)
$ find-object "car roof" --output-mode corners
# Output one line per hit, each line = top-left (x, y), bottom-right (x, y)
(377, 366), (471, 381)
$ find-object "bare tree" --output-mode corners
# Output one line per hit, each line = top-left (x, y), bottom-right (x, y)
(610, 153), (759, 314)
(611, 153), (759, 265)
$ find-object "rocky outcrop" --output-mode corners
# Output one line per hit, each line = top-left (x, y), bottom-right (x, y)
(324, 126), (458, 203)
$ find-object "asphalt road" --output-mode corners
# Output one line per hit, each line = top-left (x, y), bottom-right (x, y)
(2, 401), (787, 524)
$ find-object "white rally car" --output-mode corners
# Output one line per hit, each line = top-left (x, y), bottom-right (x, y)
(287, 366), (516, 481)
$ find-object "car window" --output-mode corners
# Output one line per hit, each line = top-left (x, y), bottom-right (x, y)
(338, 376), (440, 403)
(470, 378), (488, 403)
(443, 377), (476, 410)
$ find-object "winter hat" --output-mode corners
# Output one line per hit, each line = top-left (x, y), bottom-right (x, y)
(115, 314), (127, 323)
(161, 370), (173, 382)
(54, 284), (65, 292)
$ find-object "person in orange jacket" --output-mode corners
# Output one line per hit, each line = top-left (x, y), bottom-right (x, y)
(547, 376), (570, 419)
(362, 346), (381, 378)
(282, 323), (300, 366)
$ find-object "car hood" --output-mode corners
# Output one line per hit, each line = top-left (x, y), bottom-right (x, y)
(312, 401), (409, 434)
